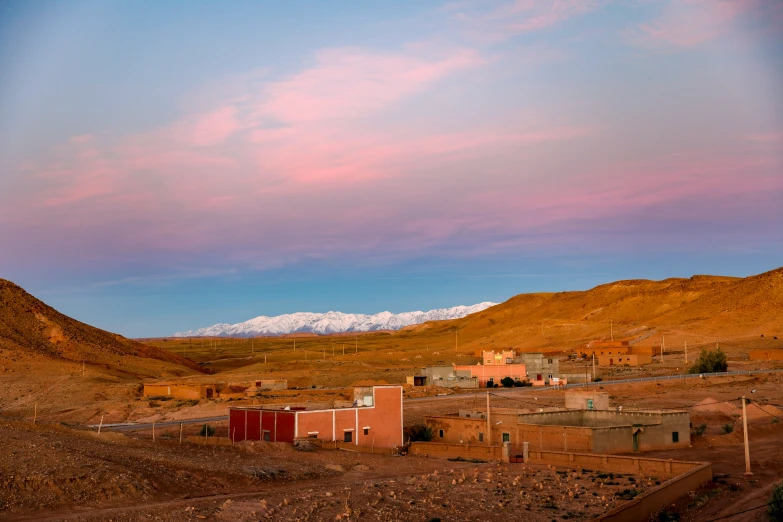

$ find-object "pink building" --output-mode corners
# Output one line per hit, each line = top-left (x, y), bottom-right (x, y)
(454, 351), (526, 387)
(229, 385), (403, 448)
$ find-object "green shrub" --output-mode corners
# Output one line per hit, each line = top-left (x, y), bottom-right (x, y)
(593, 376), (603, 382)
(500, 376), (515, 388)
(720, 423), (734, 434)
(199, 424), (216, 437)
(688, 348), (728, 374)
(768, 481), (783, 521)
(405, 424), (435, 442)
(656, 509), (680, 521)
(694, 423), (707, 436)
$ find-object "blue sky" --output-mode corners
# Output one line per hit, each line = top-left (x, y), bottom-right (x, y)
(1, 0), (781, 337)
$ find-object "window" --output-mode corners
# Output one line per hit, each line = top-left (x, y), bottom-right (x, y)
(363, 428), (369, 435)
(344, 431), (352, 443)
(548, 359), (553, 364)
(672, 431), (679, 443)
(478, 432), (484, 442)
(587, 399), (594, 410)
(502, 433), (510, 443)
(486, 359), (491, 364)
(438, 429), (444, 438)
(263, 431), (271, 442)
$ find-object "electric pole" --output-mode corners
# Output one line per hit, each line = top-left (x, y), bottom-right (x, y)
(742, 396), (753, 475)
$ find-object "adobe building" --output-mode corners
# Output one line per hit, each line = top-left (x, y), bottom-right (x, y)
(425, 407), (690, 454)
(749, 349), (783, 361)
(597, 354), (653, 367)
(143, 378), (287, 399)
(565, 390), (610, 411)
(406, 366), (478, 388)
(228, 385), (403, 448)
(583, 341), (630, 357)
(582, 341), (661, 358)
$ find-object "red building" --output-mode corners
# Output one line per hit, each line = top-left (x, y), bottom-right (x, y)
(229, 385), (403, 448)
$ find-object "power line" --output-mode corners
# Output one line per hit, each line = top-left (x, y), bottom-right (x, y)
(748, 402), (783, 423)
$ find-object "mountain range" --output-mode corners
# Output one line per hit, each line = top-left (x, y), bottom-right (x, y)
(173, 302), (497, 337)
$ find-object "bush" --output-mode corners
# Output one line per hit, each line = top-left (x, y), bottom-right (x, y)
(688, 348), (728, 374)
(720, 423), (734, 434)
(513, 379), (524, 387)
(593, 376), (603, 382)
(769, 481), (783, 521)
(500, 376), (515, 388)
(199, 424), (216, 437)
(694, 423), (708, 436)
(405, 424), (435, 442)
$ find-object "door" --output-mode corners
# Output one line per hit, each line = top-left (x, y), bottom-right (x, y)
(344, 431), (352, 443)
(609, 358), (614, 366)
(633, 432), (639, 452)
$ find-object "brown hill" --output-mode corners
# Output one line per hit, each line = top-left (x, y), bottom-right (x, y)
(414, 266), (783, 353)
(0, 279), (207, 377)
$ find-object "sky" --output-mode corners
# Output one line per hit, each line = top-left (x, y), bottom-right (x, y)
(0, 0), (782, 337)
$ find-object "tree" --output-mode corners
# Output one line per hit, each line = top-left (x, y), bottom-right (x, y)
(500, 376), (515, 388)
(688, 348), (728, 374)
(199, 424), (215, 437)
(768, 480), (783, 521)
(405, 424), (435, 442)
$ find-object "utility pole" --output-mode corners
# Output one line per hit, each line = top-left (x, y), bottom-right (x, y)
(355, 336), (358, 354)
(486, 392), (491, 446)
(684, 341), (688, 364)
(610, 319), (613, 342)
(742, 396), (753, 475)
(661, 334), (665, 363)
(294, 339), (296, 351)
(592, 353), (596, 381)
(455, 328), (458, 351)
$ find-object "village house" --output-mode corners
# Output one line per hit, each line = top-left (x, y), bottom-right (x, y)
(424, 390), (690, 453)
(143, 378), (287, 399)
(228, 385), (403, 448)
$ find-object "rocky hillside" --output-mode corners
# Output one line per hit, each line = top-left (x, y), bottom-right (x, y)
(0, 279), (207, 376)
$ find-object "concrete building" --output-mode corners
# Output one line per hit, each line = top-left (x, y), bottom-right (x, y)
(143, 379), (287, 399)
(425, 408), (690, 454)
(749, 349), (783, 361)
(406, 366), (478, 388)
(229, 385), (403, 448)
(597, 354), (653, 367)
(513, 353), (559, 385)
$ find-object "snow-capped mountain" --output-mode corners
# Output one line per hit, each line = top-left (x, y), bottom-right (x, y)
(173, 302), (497, 337)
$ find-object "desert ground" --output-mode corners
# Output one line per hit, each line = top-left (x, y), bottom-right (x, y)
(2, 269), (782, 520)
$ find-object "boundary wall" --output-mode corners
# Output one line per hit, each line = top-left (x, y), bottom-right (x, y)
(408, 442), (712, 521)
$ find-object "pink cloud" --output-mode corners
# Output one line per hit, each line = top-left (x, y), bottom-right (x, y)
(444, 0), (604, 43)
(186, 106), (239, 146)
(625, 0), (757, 51)
(250, 47), (483, 125)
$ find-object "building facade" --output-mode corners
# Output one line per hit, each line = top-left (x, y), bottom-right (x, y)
(229, 385), (403, 448)
(513, 353), (560, 385)
(597, 354), (653, 367)
(425, 408), (690, 454)
(407, 366), (478, 388)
